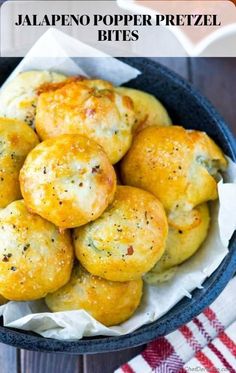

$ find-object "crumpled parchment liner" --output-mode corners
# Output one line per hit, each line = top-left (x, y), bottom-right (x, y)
(0, 29), (235, 340)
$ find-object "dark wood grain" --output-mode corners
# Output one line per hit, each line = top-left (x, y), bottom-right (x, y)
(190, 58), (236, 134)
(0, 343), (19, 373)
(21, 350), (83, 373)
(152, 57), (189, 79)
(83, 345), (144, 373)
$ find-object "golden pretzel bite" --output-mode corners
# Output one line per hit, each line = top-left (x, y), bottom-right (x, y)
(35, 79), (136, 164)
(145, 203), (210, 283)
(0, 200), (73, 301)
(121, 126), (227, 213)
(20, 134), (116, 229)
(0, 71), (66, 127)
(46, 264), (143, 326)
(116, 87), (171, 132)
(74, 186), (168, 281)
(0, 118), (39, 208)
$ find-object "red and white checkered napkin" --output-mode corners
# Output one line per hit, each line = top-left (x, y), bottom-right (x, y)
(116, 277), (236, 373)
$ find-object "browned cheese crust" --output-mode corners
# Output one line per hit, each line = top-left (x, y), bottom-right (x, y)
(35, 79), (136, 164)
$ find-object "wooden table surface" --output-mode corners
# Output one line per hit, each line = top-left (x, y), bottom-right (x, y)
(0, 57), (235, 373)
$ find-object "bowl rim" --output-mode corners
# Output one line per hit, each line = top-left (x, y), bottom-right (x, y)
(0, 57), (235, 354)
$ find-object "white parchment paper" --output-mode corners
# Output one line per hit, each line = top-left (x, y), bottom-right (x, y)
(0, 29), (235, 340)
(1, 29), (140, 88)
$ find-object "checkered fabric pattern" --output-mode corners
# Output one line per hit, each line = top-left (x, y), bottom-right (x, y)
(116, 277), (236, 373)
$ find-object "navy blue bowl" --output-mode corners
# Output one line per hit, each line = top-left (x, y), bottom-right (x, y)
(0, 58), (235, 354)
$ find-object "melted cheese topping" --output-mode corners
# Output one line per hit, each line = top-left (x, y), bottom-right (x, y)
(35, 79), (136, 164)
